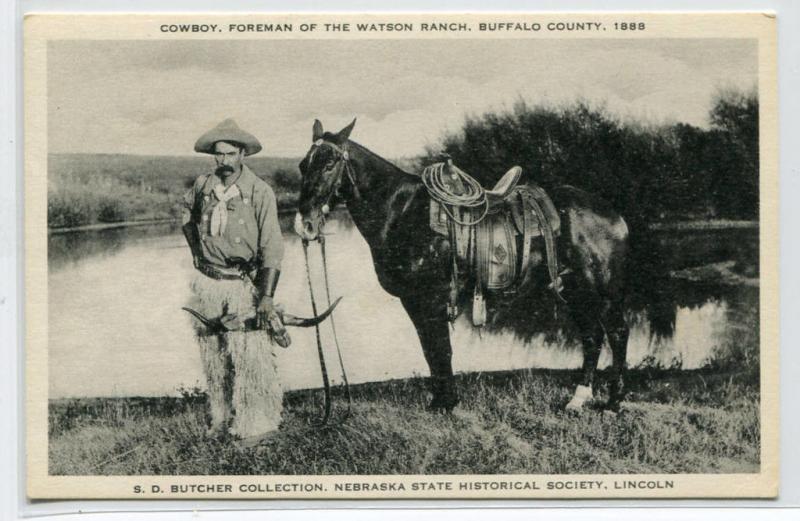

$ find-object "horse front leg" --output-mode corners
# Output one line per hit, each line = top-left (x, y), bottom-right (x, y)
(400, 295), (459, 412)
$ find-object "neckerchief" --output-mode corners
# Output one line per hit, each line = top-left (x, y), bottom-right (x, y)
(210, 182), (241, 236)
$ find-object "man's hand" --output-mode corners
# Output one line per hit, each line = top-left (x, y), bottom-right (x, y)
(256, 295), (276, 329)
(256, 296), (291, 348)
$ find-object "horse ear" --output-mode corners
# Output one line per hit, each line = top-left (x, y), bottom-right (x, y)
(312, 119), (324, 142)
(336, 118), (357, 142)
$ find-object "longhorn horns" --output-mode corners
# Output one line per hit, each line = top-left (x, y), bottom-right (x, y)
(182, 297), (342, 333)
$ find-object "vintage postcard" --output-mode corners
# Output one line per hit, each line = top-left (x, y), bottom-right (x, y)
(25, 12), (778, 499)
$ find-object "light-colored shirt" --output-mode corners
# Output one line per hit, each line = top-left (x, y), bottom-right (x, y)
(183, 165), (284, 270)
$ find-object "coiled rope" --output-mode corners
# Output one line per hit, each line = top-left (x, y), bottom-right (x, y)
(421, 161), (489, 225)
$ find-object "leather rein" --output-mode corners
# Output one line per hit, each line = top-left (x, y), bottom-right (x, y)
(301, 236), (352, 426)
(302, 140), (355, 425)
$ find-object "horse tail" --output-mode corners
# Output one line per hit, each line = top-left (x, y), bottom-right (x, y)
(623, 213), (676, 339)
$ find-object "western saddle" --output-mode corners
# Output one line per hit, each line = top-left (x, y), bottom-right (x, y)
(423, 160), (563, 326)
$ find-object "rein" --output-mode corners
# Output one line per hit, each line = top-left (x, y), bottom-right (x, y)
(302, 235), (352, 426)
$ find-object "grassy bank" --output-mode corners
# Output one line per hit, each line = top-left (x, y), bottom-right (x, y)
(49, 365), (759, 476)
(47, 154), (302, 229)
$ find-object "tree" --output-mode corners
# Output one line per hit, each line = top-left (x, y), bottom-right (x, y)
(707, 89), (759, 218)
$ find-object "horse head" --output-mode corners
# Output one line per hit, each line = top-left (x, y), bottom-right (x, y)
(295, 118), (357, 241)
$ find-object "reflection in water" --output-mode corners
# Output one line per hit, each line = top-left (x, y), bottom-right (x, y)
(48, 214), (759, 398)
(47, 212), (305, 270)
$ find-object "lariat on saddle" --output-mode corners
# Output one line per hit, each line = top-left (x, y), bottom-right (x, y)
(422, 158), (565, 327)
(421, 161), (489, 225)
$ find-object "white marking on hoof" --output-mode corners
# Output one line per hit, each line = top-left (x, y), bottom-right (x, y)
(206, 424), (228, 438)
(293, 212), (304, 236)
(235, 430), (280, 449)
(565, 385), (593, 412)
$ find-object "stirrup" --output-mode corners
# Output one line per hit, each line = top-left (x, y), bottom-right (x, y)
(447, 280), (459, 322)
(472, 287), (487, 327)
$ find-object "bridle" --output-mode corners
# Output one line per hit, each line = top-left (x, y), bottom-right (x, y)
(299, 138), (355, 427)
(310, 138), (361, 205)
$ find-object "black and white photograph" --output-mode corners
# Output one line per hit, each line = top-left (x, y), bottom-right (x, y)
(24, 13), (778, 499)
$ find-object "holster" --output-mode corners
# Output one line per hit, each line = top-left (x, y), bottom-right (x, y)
(182, 222), (204, 265)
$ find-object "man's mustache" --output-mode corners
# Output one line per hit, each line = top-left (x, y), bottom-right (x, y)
(215, 165), (235, 174)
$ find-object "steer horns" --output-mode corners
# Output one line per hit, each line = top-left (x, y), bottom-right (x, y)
(182, 297), (342, 334)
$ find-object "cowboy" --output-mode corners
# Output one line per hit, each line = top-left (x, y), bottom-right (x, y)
(182, 118), (288, 441)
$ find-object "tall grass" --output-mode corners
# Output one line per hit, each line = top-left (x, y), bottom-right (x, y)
(47, 154), (303, 228)
(48, 366), (760, 476)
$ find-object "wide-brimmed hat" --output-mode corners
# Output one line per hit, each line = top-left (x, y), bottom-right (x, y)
(194, 118), (262, 156)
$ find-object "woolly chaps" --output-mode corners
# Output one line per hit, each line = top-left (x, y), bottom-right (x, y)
(187, 273), (283, 439)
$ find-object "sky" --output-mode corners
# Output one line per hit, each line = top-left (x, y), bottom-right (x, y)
(47, 38), (757, 158)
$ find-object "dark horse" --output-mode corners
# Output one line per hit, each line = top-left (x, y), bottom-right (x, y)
(297, 119), (631, 413)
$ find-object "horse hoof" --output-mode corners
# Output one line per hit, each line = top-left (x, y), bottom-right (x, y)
(428, 396), (459, 413)
(235, 430), (280, 449)
(564, 385), (592, 413)
(206, 424), (229, 439)
(427, 403), (457, 414)
(564, 401), (584, 414)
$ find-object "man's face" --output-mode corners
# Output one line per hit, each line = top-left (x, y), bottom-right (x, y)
(213, 141), (245, 177)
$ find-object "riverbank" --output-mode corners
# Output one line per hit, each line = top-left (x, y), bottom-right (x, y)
(49, 365), (759, 475)
(648, 220), (758, 231)
(48, 215), (759, 235)
(47, 153), (301, 229)
(48, 205), (302, 234)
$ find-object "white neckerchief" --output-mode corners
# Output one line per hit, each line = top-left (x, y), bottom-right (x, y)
(209, 182), (241, 236)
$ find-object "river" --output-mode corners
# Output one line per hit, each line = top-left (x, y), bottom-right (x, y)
(47, 213), (759, 398)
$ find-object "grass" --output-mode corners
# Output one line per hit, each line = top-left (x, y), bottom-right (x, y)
(49, 365), (760, 476)
(47, 154), (303, 229)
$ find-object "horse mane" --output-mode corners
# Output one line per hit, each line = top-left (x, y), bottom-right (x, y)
(340, 138), (418, 180)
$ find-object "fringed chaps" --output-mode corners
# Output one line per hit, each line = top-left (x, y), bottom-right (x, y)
(187, 273), (283, 438)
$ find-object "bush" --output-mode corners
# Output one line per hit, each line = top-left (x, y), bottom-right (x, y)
(707, 89), (759, 218)
(270, 167), (301, 193)
(97, 198), (128, 223)
(425, 92), (759, 223)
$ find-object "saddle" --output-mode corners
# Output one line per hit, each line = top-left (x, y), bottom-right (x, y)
(424, 161), (562, 326)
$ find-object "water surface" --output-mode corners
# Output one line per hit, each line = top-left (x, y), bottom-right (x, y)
(48, 214), (758, 398)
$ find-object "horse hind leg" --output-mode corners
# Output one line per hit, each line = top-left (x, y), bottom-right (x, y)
(566, 312), (605, 412)
(605, 303), (630, 412)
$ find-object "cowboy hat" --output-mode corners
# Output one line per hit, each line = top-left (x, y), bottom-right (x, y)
(194, 118), (262, 156)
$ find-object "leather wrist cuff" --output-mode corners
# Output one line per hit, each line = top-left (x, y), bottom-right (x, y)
(255, 268), (281, 298)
